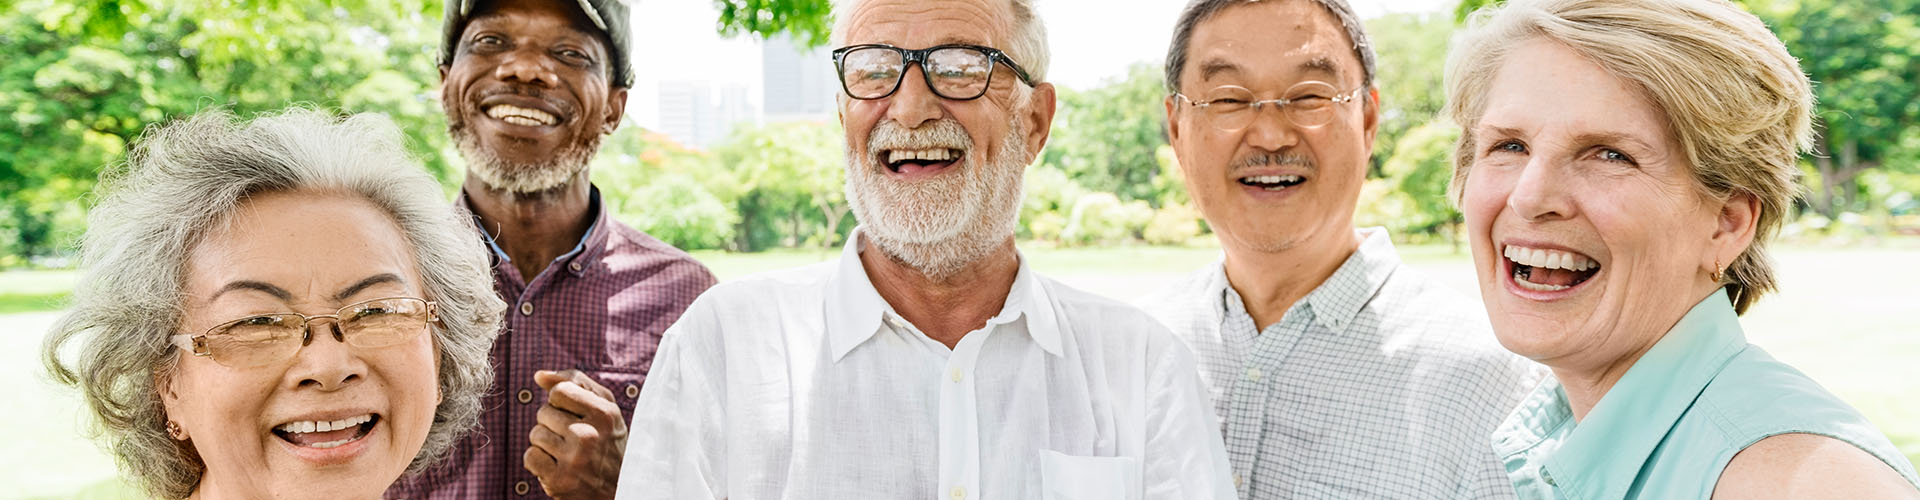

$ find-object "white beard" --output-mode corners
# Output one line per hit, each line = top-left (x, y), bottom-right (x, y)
(846, 117), (1030, 281)
(447, 112), (600, 195)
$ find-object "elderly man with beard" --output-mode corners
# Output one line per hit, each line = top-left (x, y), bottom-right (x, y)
(1136, 0), (1542, 498)
(611, 0), (1234, 498)
(387, 0), (716, 499)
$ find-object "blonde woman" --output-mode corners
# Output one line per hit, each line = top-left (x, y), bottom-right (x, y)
(42, 109), (504, 499)
(1445, 0), (1920, 498)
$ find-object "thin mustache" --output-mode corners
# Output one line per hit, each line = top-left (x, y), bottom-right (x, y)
(1231, 152), (1315, 171)
(476, 85), (574, 115)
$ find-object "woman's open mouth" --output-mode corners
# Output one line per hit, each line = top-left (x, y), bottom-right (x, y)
(273, 413), (378, 449)
(1504, 245), (1600, 292)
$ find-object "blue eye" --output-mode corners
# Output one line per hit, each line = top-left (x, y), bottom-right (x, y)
(1598, 149), (1634, 163)
(1493, 140), (1527, 154)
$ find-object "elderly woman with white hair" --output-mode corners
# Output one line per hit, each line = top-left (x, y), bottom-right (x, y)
(41, 108), (505, 500)
(1444, 0), (1920, 498)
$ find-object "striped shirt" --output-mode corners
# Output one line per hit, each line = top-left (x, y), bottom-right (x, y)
(1136, 228), (1543, 499)
(388, 187), (717, 499)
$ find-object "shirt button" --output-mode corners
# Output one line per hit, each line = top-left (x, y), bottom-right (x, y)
(950, 368), (964, 382)
(950, 486), (966, 499)
(1234, 473), (1243, 487)
(1246, 367), (1263, 382)
(625, 384), (640, 398)
(514, 480), (530, 495)
(517, 389), (534, 404)
(519, 302), (534, 316)
(569, 262), (582, 272)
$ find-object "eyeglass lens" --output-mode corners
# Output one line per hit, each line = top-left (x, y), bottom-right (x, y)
(197, 297), (431, 367)
(1195, 81), (1348, 130)
(840, 46), (997, 100)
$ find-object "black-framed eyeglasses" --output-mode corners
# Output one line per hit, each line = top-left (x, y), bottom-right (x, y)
(832, 43), (1035, 101)
(1173, 81), (1367, 131)
(169, 297), (438, 368)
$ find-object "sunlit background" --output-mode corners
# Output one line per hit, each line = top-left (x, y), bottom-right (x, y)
(2, 0), (1915, 498)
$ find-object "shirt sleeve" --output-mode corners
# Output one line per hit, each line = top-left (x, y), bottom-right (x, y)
(616, 295), (728, 500)
(1143, 334), (1239, 500)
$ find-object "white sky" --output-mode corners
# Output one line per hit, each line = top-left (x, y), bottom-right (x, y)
(626, 0), (1453, 130)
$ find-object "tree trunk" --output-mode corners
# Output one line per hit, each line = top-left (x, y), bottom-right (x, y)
(1814, 134), (1840, 218)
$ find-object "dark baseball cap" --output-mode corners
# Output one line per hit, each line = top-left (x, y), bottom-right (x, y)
(440, 0), (635, 88)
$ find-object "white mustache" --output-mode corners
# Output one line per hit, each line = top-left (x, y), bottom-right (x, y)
(868, 119), (972, 161)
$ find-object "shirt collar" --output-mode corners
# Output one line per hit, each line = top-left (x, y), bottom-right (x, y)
(456, 185), (610, 278)
(1217, 227), (1401, 334)
(823, 227), (1062, 362)
(1492, 288), (1747, 499)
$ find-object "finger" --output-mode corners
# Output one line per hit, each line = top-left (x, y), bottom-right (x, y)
(523, 443), (558, 478)
(567, 370), (618, 402)
(533, 369), (574, 391)
(544, 380), (624, 429)
(537, 404), (604, 444)
(528, 423), (568, 458)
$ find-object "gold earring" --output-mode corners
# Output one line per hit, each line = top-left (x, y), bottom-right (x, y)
(1711, 257), (1724, 283)
(166, 420), (187, 440)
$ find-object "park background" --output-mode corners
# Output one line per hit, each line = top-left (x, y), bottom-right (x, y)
(1, 0), (1915, 497)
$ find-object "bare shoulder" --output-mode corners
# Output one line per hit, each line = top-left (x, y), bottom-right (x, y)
(1712, 433), (1919, 499)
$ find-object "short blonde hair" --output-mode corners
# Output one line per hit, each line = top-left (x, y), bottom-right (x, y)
(1444, 0), (1813, 314)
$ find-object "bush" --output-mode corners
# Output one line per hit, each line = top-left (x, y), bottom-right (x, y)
(1061, 193), (1153, 246)
(610, 173), (738, 250)
(1144, 203), (1205, 245)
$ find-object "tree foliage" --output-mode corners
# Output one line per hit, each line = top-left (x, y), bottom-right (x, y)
(1043, 63), (1170, 204)
(1, 0), (449, 264)
(714, 0), (833, 47)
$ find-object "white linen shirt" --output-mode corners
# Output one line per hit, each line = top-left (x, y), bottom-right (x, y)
(617, 231), (1235, 500)
(1136, 228), (1544, 499)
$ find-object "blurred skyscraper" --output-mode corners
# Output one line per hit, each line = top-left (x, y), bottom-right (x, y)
(761, 35), (838, 123)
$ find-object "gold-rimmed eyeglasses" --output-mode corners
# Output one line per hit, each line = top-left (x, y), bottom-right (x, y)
(1174, 81), (1366, 131)
(169, 297), (437, 368)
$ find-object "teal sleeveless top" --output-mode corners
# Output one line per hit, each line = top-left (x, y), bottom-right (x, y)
(1490, 289), (1920, 499)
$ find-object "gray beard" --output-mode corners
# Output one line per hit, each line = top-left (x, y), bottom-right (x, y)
(846, 119), (1029, 281)
(447, 115), (600, 196)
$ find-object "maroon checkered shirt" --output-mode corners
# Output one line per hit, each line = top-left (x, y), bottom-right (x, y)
(388, 189), (715, 499)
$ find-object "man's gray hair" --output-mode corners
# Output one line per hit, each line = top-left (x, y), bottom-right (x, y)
(40, 108), (506, 498)
(1164, 0), (1376, 94)
(830, 0), (1052, 84)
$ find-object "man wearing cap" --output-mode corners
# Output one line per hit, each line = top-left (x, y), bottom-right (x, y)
(387, 0), (716, 498)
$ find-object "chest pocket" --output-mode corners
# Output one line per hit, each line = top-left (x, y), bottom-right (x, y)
(1040, 450), (1140, 500)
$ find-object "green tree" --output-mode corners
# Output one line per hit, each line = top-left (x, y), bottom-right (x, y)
(1363, 11), (1454, 179)
(1751, 0), (1920, 217)
(1043, 63), (1170, 204)
(714, 0), (833, 47)
(1, 0), (448, 263)
(712, 120), (849, 250)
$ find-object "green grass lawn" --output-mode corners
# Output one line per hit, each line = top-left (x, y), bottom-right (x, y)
(0, 269), (78, 314)
(6, 242), (1915, 498)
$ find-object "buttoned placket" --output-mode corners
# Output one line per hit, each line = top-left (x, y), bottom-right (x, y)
(882, 312), (992, 500)
(1222, 295), (1316, 498)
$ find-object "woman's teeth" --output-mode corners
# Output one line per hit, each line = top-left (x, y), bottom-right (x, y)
(274, 414), (375, 448)
(1504, 245), (1596, 271)
(276, 414), (372, 434)
(1505, 245), (1600, 292)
